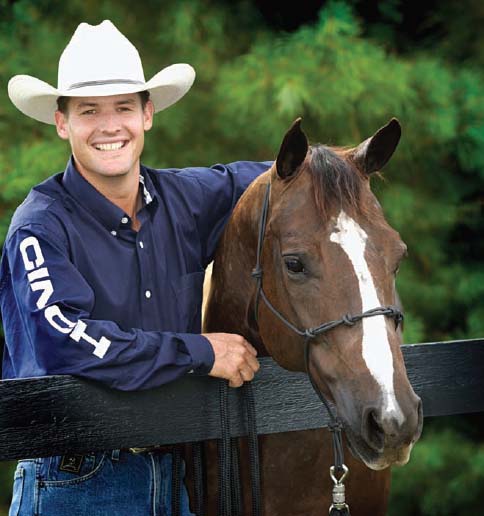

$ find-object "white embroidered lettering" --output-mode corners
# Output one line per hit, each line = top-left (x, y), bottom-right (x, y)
(20, 235), (111, 359)
(31, 280), (54, 309)
(27, 267), (49, 283)
(44, 305), (76, 333)
(70, 320), (111, 359)
(19, 236), (45, 271)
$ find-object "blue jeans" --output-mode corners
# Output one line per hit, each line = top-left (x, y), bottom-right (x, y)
(9, 450), (195, 516)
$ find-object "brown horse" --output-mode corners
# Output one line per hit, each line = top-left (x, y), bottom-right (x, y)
(202, 118), (423, 515)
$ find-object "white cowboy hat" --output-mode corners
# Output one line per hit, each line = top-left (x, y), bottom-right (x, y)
(8, 20), (196, 125)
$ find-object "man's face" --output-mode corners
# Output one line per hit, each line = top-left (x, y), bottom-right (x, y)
(54, 93), (154, 184)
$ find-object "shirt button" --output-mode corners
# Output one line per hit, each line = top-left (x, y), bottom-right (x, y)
(121, 217), (129, 224)
(139, 241), (144, 249)
(110, 230), (117, 236)
(145, 290), (152, 299)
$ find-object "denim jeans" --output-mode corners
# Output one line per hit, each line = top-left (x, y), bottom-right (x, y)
(9, 450), (195, 516)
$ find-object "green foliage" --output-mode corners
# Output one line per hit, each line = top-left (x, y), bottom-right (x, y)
(389, 427), (484, 515)
(0, 139), (67, 241)
(211, 1), (484, 342)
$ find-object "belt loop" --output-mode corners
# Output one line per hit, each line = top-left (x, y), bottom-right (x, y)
(111, 449), (120, 461)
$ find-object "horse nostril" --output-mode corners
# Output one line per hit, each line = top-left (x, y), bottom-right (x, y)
(363, 408), (385, 453)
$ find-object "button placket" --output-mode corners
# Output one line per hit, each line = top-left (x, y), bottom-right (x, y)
(137, 230), (153, 307)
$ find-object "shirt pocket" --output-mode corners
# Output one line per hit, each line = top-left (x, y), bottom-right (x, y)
(171, 271), (205, 332)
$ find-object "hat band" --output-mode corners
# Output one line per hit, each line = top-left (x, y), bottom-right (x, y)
(67, 79), (145, 91)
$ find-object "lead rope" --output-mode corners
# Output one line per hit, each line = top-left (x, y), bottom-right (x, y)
(218, 379), (232, 516)
(171, 445), (182, 516)
(304, 336), (350, 516)
(192, 442), (205, 516)
(230, 436), (243, 515)
(243, 382), (262, 516)
(217, 379), (262, 516)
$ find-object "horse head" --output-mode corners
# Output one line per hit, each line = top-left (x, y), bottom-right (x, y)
(205, 118), (423, 471)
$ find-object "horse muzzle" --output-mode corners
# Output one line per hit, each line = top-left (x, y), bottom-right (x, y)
(343, 393), (423, 470)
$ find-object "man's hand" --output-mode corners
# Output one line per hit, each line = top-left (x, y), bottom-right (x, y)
(203, 333), (260, 388)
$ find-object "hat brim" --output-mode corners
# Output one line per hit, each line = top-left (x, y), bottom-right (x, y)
(8, 63), (196, 125)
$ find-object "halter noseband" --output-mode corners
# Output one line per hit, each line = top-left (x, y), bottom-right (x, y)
(251, 181), (404, 474)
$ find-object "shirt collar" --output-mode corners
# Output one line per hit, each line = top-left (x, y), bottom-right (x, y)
(138, 164), (159, 216)
(62, 157), (158, 231)
(139, 167), (154, 205)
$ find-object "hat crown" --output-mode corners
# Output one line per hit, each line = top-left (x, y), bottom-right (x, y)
(58, 20), (146, 92)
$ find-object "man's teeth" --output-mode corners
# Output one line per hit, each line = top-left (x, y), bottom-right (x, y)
(95, 142), (125, 151)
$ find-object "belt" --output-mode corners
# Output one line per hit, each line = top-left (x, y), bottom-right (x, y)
(124, 444), (176, 454)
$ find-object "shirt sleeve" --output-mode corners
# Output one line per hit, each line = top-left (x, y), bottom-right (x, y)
(2, 223), (215, 391)
(193, 161), (272, 265)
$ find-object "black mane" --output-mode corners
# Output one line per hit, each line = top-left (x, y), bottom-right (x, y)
(309, 144), (365, 220)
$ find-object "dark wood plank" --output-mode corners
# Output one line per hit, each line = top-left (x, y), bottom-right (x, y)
(402, 339), (484, 417)
(0, 339), (483, 461)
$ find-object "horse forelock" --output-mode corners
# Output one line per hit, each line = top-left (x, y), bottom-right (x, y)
(308, 144), (372, 222)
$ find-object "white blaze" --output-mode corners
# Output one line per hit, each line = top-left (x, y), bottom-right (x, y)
(330, 211), (403, 423)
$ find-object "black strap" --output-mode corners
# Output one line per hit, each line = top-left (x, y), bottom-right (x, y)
(217, 380), (262, 516)
(230, 437), (243, 515)
(171, 446), (182, 516)
(243, 382), (262, 516)
(251, 182), (271, 324)
(304, 337), (345, 472)
(259, 286), (403, 339)
(218, 380), (232, 516)
(192, 442), (205, 516)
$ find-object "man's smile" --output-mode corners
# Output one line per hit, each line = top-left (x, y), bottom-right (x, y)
(93, 141), (128, 151)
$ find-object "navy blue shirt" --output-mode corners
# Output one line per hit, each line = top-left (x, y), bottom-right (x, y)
(0, 158), (270, 390)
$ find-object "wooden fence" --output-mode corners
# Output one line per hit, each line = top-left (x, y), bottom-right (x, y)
(1, 339), (483, 461)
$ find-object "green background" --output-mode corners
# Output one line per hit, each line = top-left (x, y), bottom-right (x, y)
(1, 1), (483, 514)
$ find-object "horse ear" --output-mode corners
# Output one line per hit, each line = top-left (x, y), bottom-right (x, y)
(353, 118), (401, 175)
(276, 117), (308, 179)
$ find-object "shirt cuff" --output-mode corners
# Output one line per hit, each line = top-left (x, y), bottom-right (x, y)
(180, 333), (215, 375)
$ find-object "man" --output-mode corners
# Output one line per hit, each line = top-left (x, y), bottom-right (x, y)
(2, 20), (269, 515)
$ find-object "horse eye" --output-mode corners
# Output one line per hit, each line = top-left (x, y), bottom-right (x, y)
(284, 257), (305, 274)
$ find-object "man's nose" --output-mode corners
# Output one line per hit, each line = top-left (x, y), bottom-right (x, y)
(99, 113), (122, 133)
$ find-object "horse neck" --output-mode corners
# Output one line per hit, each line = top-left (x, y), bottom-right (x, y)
(203, 174), (270, 354)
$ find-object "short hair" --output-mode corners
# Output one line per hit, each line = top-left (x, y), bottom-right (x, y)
(56, 90), (151, 114)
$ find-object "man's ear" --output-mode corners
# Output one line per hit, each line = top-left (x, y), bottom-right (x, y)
(143, 100), (154, 131)
(54, 110), (69, 140)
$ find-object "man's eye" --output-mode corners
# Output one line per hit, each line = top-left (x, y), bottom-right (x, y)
(284, 257), (305, 274)
(81, 110), (96, 115)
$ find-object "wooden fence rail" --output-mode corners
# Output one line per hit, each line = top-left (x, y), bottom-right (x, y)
(1, 339), (483, 461)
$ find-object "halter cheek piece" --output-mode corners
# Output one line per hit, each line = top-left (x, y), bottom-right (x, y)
(251, 181), (404, 477)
